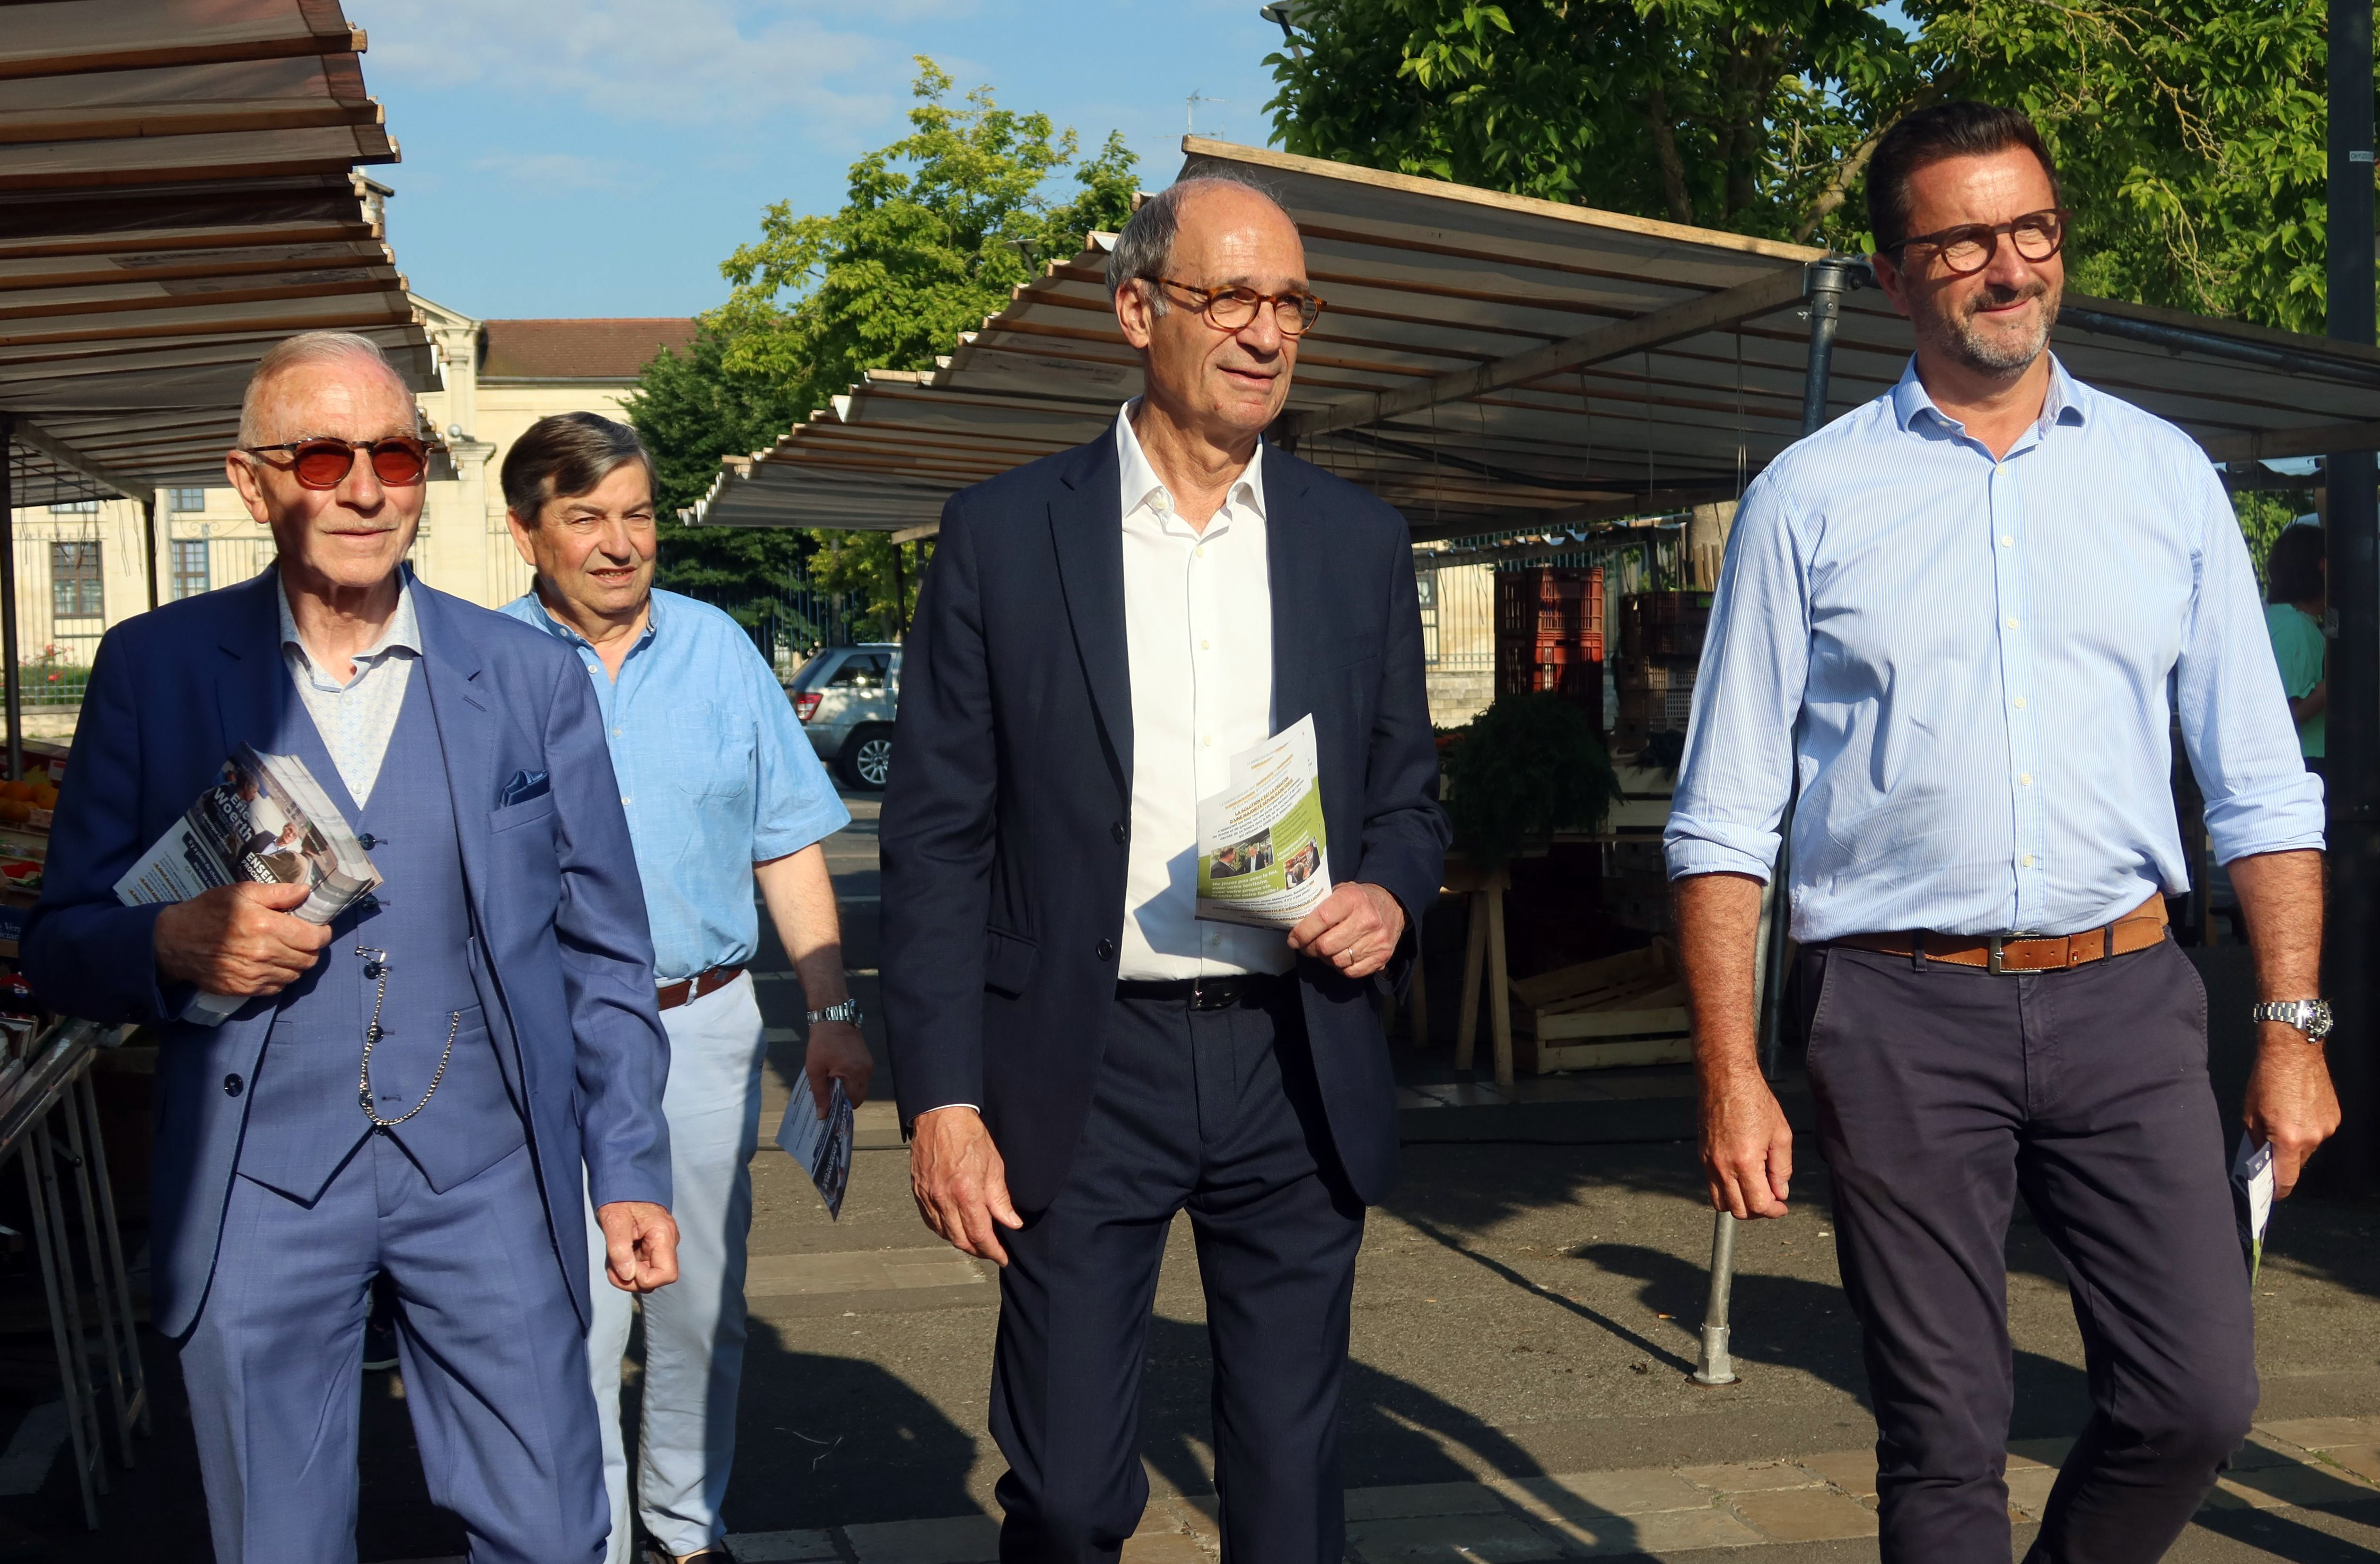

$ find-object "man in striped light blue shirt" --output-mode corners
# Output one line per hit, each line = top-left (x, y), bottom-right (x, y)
(1668, 103), (2334, 1564)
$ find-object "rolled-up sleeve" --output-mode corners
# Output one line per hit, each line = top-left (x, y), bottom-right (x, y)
(2180, 468), (2325, 863)
(1664, 476), (1810, 882)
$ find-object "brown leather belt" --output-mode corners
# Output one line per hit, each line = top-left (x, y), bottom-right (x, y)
(657, 964), (745, 1011)
(1830, 895), (2168, 974)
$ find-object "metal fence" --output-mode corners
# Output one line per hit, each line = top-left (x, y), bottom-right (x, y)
(672, 578), (869, 678)
(1415, 561), (1494, 671)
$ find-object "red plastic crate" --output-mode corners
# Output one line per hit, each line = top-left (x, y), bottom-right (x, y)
(1496, 567), (1605, 641)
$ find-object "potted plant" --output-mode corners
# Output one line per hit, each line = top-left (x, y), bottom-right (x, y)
(1439, 693), (1623, 868)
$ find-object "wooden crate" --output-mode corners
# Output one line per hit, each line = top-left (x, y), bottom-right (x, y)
(1508, 939), (1691, 1073)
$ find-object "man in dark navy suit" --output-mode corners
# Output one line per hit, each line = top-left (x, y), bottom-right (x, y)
(24, 332), (675, 1563)
(881, 173), (1447, 1562)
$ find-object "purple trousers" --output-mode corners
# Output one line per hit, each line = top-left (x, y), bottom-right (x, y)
(1802, 936), (2255, 1564)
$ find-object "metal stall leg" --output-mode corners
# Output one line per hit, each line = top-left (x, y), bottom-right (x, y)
(58, 1070), (138, 1462)
(32, 1118), (106, 1499)
(1694, 256), (1856, 1385)
(22, 1133), (101, 1527)
(74, 1071), (148, 1437)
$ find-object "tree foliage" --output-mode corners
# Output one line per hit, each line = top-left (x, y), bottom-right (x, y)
(1267, 0), (2363, 329)
(623, 320), (815, 613)
(629, 60), (1138, 637)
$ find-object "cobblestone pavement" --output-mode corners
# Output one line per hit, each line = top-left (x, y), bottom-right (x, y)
(9, 788), (2380, 1561)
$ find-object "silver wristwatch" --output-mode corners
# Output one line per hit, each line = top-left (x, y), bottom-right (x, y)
(2251, 999), (2333, 1043)
(807, 998), (864, 1028)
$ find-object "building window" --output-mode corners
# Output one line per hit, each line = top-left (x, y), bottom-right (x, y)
(50, 543), (103, 619)
(49, 500), (98, 515)
(172, 539), (210, 600)
(167, 487), (207, 514)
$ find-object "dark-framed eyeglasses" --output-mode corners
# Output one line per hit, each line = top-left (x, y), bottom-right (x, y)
(1885, 208), (2069, 277)
(240, 435), (440, 490)
(1150, 276), (1327, 337)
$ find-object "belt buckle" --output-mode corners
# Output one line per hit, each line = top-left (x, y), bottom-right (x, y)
(1987, 934), (2007, 975)
(1189, 977), (1235, 1011)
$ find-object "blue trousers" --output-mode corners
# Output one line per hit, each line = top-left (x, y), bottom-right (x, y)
(989, 986), (1366, 1564)
(180, 1133), (608, 1564)
(1805, 939), (2256, 1564)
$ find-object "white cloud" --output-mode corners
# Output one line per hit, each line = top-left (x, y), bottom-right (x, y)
(357, 0), (946, 125)
(468, 151), (638, 191)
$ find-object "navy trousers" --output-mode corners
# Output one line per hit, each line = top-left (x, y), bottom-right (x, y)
(179, 1135), (608, 1564)
(989, 986), (1367, 1564)
(1804, 937), (2256, 1564)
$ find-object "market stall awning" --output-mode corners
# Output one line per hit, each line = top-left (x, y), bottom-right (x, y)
(693, 136), (2380, 539)
(0, 0), (435, 508)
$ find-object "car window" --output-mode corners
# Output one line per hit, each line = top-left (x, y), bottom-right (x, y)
(830, 653), (889, 689)
(788, 653), (841, 693)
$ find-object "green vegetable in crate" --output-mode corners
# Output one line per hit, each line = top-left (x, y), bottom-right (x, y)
(1440, 693), (1623, 868)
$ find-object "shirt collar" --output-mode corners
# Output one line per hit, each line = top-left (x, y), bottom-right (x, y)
(278, 569), (422, 676)
(1114, 400), (1267, 523)
(517, 583), (663, 653)
(1888, 353), (2089, 441)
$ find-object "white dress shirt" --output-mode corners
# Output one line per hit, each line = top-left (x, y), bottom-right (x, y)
(278, 572), (422, 808)
(1115, 404), (1291, 980)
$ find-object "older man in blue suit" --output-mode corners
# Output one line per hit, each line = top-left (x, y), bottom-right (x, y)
(23, 330), (676, 1564)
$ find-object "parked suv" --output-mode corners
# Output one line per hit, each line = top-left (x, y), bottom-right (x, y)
(788, 644), (900, 790)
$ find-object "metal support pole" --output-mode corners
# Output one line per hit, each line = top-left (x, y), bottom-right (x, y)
(1692, 1208), (1740, 1385)
(2324, 0), (2379, 1194)
(1695, 257), (1856, 1389)
(57, 1081), (135, 1464)
(76, 1070), (150, 1438)
(142, 497), (160, 613)
(0, 417), (20, 782)
(24, 1125), (102, 1527)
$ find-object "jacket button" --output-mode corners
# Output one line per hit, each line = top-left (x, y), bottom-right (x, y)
(222, 1073), (244, 1098)
(1111, 822), (1127, 845)
(1095, 938), (1116, 961)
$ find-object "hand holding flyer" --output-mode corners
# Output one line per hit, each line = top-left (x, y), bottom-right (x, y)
(112, 744), (381, 1025)
(775, 1078), (856, 1220)
(1195, 714), (1331, 930)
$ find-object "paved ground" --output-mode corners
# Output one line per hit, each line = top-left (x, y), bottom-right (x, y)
(1, 785), (2377, 1561)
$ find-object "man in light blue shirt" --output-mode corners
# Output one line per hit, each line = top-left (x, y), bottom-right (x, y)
(1669, 103), (2334, 1564)
(499, 413), (863, 1564)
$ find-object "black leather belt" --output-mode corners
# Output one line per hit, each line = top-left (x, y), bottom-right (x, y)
(1114, 973), (1292, 1010)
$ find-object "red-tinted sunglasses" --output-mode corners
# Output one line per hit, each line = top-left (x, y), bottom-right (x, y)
(241, 435), (439, 490)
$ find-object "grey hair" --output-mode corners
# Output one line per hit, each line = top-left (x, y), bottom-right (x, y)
(238, 330), (408, 446)
(1105, 171), (1297, 313)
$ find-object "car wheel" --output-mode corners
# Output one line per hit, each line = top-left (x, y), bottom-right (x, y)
(839, 725), (894, 791)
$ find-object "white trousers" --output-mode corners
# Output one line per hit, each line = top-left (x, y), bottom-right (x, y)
(585, 972), (767, 1562)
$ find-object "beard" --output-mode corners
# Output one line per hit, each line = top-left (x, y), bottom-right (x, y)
(1925, 278), (2060, 375)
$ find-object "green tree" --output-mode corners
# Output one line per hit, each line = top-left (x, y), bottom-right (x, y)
(623, 321), (815, 617)
(1267, 0), (2364, 327)
(1265, 1), (1929, 244)
(633, 59), (1137, 638)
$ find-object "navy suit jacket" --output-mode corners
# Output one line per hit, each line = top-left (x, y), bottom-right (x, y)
(880, 433), (1448, 1209)
(23, 568), (671, 1338)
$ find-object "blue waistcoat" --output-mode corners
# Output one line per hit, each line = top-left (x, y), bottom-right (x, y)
(237, 668), (528, 1203)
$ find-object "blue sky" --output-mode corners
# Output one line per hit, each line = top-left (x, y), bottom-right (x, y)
(355, 0), (1291, 320)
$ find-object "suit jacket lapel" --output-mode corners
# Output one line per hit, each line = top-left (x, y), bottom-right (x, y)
(214, 566), (289, 759)
(1048, 436), (1133, 792)
(1266, 447), (1321, 729)
(409, 582), (499, 928)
